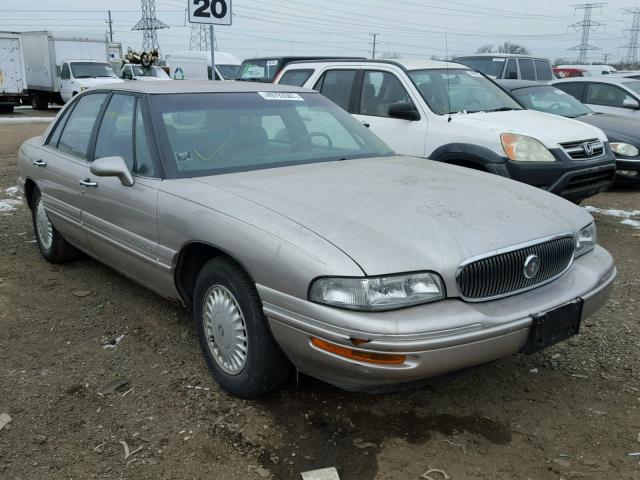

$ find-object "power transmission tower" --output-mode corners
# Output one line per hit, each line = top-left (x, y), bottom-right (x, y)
(132, 0), (169, 54)
(369, 33), (380, 59)
(621, 7), (640, 66)
(189, 24), (218, 51)
(568, 3), (606, 63)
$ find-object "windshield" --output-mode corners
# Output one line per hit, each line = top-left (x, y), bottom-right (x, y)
(511, 86), (592, 118)
(455, 57), (505, 77)
(71, 62), (117, 78)
(218, 64), (240, 80)
(408, 69), (522, 115)
(238, 59), (282, 82)
(623, 81), (640, 95)
(150, 92), (394, 178)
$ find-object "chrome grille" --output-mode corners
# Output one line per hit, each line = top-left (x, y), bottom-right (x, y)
(457, 236), (575, 301)
(560, 139), (604, 160)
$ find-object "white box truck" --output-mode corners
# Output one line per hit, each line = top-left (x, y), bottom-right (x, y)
(165, 51), (241, 80)
(21, 31), (124, 110)
(0, 32), (28, 113)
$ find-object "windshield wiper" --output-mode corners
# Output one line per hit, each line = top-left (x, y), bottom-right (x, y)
(485, 107), (521, 112)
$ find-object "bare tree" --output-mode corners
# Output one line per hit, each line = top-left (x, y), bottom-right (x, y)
(476, 44), (494, 53)
(497, 42), (530, 55)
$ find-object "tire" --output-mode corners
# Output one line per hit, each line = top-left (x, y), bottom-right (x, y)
(194, 257), (292, 398)
(31, 94), (48, 110)
(31, 189), (80, 263)
(0, 105), (14, 114)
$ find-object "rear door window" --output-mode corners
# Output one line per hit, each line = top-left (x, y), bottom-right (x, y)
(279, 69), (314, 87)
(314, 69), (357, 111)
(534, 60), (553, 81)
(518, 59), (536, 81)
(585, 83), (636, 108)
(554, 82), (586, 101)
(57, 93), (107, 160)
(504, 59), (518, 79)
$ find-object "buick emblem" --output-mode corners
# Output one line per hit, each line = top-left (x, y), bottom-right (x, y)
(523, 254), (541, 279)
(582, 142), (595, 156)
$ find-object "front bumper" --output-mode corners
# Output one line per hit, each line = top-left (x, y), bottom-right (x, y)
(260, 246), (616, 392)
(615, 157), (640, 184)
(505, 147), (616, 203)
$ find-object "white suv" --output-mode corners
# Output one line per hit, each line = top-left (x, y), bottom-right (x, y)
(275, 59), (616, 203)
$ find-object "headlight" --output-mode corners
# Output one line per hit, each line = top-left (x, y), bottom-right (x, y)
(610, 142), (639, 157)
(501, 133), (556, 162)
(309, 272), (445, 311)
(575, 222), (597, 258)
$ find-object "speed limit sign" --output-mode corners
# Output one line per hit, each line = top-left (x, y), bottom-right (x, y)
(188, 0), (232, 25)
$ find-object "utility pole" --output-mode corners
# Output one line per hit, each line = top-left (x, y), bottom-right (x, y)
(369, 33), (379, 59)
(602, 52), (610, 63)
(106, 10), (114, 42)
(621, 7), (640, 66)
(568, 3), (606, 63)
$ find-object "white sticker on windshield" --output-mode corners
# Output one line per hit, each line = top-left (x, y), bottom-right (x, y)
(266, 60), (278, 66)
(258, 92), (304, 101)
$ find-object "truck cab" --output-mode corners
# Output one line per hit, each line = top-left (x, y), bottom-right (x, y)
(58, 60), (124, 103)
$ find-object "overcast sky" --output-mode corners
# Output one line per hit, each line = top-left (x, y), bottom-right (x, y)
(0, 0), (636, 62)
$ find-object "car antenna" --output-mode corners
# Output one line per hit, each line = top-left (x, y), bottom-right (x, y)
(445, 31), (452, 123)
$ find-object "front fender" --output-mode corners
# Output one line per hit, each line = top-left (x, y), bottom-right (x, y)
(430, 143), (510, 177)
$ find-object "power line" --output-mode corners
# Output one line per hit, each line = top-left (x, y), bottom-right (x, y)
(568, 3), (606, 63)
(621, 7), (640, 65)
(132, 0), (169, 53)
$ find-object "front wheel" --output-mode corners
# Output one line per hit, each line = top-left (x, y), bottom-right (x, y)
(194, 257), (292, 398)
(31, 189), (79, 263)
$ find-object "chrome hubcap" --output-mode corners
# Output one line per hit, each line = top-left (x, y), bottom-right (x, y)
(203, 285), (248, 375)
(35, 198), (53, 250)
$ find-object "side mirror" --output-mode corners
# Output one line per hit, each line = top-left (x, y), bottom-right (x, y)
(90, 156), (134, 187)
(388, 103), (421, 121)
(623, 97), (640, 109)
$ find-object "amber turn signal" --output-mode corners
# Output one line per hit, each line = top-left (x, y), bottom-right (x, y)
(311, 337), (406, 365)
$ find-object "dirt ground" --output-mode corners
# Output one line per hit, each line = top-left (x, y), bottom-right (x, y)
(0, 122), (639, 480)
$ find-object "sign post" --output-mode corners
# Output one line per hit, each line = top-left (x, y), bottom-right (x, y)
(187, 0), (232, 80)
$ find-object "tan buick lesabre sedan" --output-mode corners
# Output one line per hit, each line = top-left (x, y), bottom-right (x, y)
(16, 81), (616, 398)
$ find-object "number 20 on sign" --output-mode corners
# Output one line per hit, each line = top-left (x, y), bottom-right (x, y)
(188, 0), (232, 25)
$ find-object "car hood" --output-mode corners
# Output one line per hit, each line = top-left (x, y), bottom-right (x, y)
(191, 156), (591, 278)
(134, 76), (172, 81)
(576, 113), (640, 145)
(450, 109), (608, 148)
(75, 77), (125, 87)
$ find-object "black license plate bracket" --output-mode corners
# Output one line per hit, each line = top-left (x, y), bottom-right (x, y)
(521, 299), (583, 354)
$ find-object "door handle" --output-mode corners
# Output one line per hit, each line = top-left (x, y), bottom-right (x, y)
(79, 179), (98, 188)
(32, 159), (47, 167)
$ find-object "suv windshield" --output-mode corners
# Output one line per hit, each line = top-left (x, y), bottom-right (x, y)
(408, 69), (522, 115)
(71, 62), (117, 78)
(218, 64), (240, 80)
(510, 85), (592, 118)
(238, 59), (281, 82)
(454, 57), (505, 77)
(150, 92), (394, 178)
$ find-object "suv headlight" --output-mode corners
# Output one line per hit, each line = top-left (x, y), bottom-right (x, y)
(501, 133), (556, 162)
(610, 142), (639, 157)
(309, 272), (445, 311)
(575, 222), (597, 258)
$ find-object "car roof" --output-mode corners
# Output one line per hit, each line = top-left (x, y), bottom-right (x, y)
(240, 56), (364, 62)
(283, 58), (466, 71)
(496, 79), (547, 91)
(100, 80), (312, 94)
(455, 53), (547, 59)
(552, 76), (638, 85)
